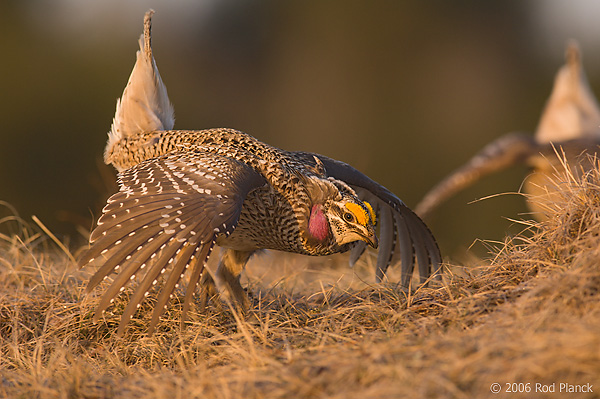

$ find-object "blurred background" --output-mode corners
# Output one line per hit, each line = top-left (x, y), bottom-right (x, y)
(2, 0), (600, 261)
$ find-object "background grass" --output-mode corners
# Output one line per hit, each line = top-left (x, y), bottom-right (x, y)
(1, 161), (599, 398)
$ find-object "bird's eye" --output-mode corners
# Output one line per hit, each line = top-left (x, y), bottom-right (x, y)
(343, 212), (354, 222)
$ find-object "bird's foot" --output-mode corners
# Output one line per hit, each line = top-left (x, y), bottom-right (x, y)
(198, 269), (250, 313)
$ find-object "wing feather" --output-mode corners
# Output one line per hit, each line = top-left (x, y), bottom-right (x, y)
(181, 243), (214, 327)
(81, 151), (265, 333)
(93, 229), (172, 322)
(393, 212), (414, 286)
(147, 241), (208, 335)
(116, 221), (202, 336)
(292, 152), (441, 286)
(374, 204), (395, 282)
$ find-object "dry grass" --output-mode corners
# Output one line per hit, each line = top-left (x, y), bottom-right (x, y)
(2, 162), (600, 398)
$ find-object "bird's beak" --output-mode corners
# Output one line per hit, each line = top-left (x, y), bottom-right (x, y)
(364, 230), (378, 249)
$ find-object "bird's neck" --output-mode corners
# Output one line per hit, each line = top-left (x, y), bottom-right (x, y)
(308, 204), (329, 242)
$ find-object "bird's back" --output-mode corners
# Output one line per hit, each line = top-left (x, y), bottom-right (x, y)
(80, 10), (441, 336)
(106, 127), (340, 254)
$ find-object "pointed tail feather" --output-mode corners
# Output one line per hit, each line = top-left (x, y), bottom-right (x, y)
(105, 10), (175, 167)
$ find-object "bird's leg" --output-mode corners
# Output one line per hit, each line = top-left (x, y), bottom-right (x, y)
(199, 249), (254, 311)
(198, 271), (220, 312)
(218, 249), (254, 310)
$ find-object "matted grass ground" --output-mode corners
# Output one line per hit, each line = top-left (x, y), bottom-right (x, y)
(1, 163), (599, 398)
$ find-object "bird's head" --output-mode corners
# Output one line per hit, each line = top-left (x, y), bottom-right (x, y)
(308, 196), (378, 249)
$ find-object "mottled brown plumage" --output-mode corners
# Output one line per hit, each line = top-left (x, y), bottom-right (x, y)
(81, 11), (441, 336)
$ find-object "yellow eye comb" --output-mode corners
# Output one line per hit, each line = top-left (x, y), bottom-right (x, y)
(364, 201), (376, 225)
(345, 202), (376, 226)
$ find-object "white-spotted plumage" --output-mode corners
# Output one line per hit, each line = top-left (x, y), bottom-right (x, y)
(81, 10), (442, 336)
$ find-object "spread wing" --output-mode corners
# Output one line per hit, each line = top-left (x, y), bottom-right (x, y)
(294, 152), (442, 286)
(80, 151), (265, 335)
(414, 133), (538, 220)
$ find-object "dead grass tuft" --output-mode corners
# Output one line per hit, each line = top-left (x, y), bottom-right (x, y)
(1, 160), (599, 398)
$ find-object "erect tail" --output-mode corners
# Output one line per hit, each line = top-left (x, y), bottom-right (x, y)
(535, 40), (600, 144)
(104, 10), (175, 165)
